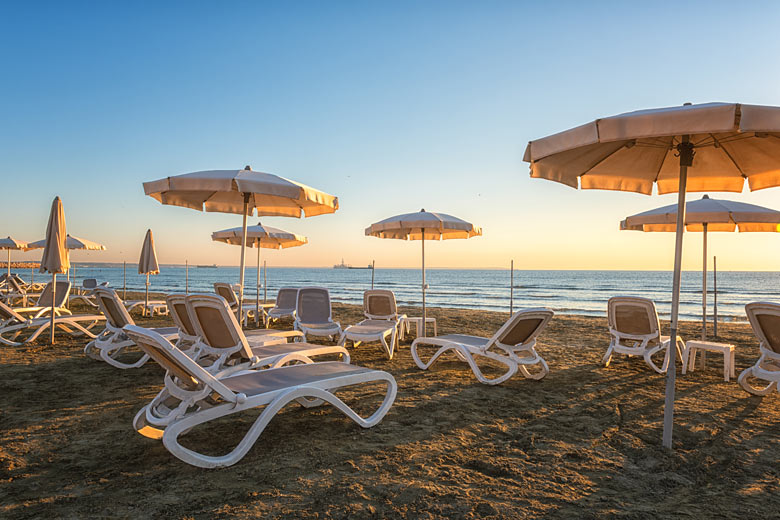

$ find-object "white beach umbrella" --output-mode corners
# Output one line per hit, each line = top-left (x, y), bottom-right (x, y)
(26, 234), (106, 282)
(621, 194), (780, 340)
(524, 102), (780, 448)
(212, 222), (307, 321)
(0, 237), (28, 278)
(139, 229), (160, 316)
(39, 197), (69, 345)
(365, 209), (482, 336)
(143, 166), (338, 322)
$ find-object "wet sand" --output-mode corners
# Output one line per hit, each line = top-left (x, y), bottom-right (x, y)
(1, 293), (778, 518)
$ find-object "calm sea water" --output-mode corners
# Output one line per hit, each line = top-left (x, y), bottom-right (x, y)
(12, 264), (780, 322)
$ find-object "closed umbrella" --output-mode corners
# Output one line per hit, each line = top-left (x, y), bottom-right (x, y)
(621, 194), (780, 340)
(212, 222), (307, 324)
(143, 166), (338, 324)
(0, 237), (28, 280)
(39, 197), (69, 345)
(365, 209), (482, 336)
(524, 102), (780, 448)
(138, 229), (160, 317)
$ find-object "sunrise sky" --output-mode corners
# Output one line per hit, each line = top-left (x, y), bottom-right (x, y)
(3, 1), (780, 271)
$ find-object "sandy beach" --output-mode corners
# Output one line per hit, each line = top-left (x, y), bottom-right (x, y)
(1, 293), (777, 519)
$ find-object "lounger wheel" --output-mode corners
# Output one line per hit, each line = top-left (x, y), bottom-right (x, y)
(737, 367), (778, 396)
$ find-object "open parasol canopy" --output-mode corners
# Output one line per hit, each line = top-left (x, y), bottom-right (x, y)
(365, 209), (482, 336)
(621, 194), (780, 340)
(0, 237), (28, 278)
(144, 166), (337, 323)
(525, 101), (780, 449)
(212, 222), (307, 322)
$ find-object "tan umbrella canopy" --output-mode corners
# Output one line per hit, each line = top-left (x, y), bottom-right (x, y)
(139, 229), (160, 315)
(39, 197), (69, 345)
(365, 209), (482, 336)
(212, 222), (307, 320)
(621, 194), (780, 340)
(144, 166), (338, 322)
(0, 237), (28, 278)
(525, 101), (780, 449)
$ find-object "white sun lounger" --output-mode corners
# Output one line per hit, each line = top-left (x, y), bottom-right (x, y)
(604, 296), (685, 374)
(0, 300), (105, 346)
(185, 293), (346, 372)
(265, 287), (298, 325)
(84, 287), (179, 369)
(68, 278), (109, 307)
(8, 280), (72, 319)
(339, 290), (407, 359)
(213, 282), (259, 326)
(124, 325), (397, 468)
(738, 302), (780, 396)
(411, 308), (554, 384)
(294, 287), (342, 341)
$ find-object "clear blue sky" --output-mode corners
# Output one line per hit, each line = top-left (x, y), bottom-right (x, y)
(3, 1), (780, 269)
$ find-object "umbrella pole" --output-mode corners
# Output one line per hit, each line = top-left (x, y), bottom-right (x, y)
(185, 260), (189, 294)
(510, 259), (514, 316)
(263, 260), (267, 303)
(7, 249), (10, 278)
(702, 223), (707, 340)
(713, 256), (718, 336)
(237, 194), (250, 326)
(50, 273), (56, 345)
(663, 137), (692, 449)
(145, 273), (149, 317)
(371, 260), (375, 289)
(123, 261), (126, 300)
(256, 245), (260, 327)
(422, 232), (426, 338)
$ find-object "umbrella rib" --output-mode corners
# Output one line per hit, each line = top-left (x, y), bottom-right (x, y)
(578, 142), (631, 185)
(713, 135), (748, 178)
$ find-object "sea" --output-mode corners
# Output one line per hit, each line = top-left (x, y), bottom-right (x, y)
(10, 264), (780, 322)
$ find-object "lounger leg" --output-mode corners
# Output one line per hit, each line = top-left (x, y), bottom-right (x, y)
(737, 367), (777, 396)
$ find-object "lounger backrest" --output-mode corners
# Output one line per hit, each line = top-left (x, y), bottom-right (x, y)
(185, 294), (253, 359)
(296, 287), (332, 323)
(0, 301), (26, 324)
(35, 280), (71, 308)
(123, 325), (236, 400)
(82, 278), (98, 289)
(93, 287), (135, 328)
(364, 289), (397, 320)
(167, 294), (197, 337)
(7, 276), (25, 294)
(746, 302), (780, 355)
(275, 288), (298, 310)
(490, 308), (554, 350)
(607, 296), (660, 339)
(213, 283), (239, 308)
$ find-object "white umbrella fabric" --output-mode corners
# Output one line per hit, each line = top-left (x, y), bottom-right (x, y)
(39, 197), (69, 345)
(524, 102), (780, 448)
(0, 237), (28, 279)
(621, 194), (780, 339)
(143, 166), (338, 323)
(365, 209), (482, 336)
(26, 234), (106, 283)
(138, 229), (160, 316)
(212, 222), (307, 322)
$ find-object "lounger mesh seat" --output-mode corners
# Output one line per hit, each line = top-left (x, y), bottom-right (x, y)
(84, 287), (179, 369)
(411, 308), (554, 384)
(124, 325), (396, 468)
(604, 296), (685, 374)
(738, 302), (780, 396)
(294, 287), (342, 341)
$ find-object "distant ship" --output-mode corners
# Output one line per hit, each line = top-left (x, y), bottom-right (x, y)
(196, 264), (218, 268)
(333, 259), (373, 269)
